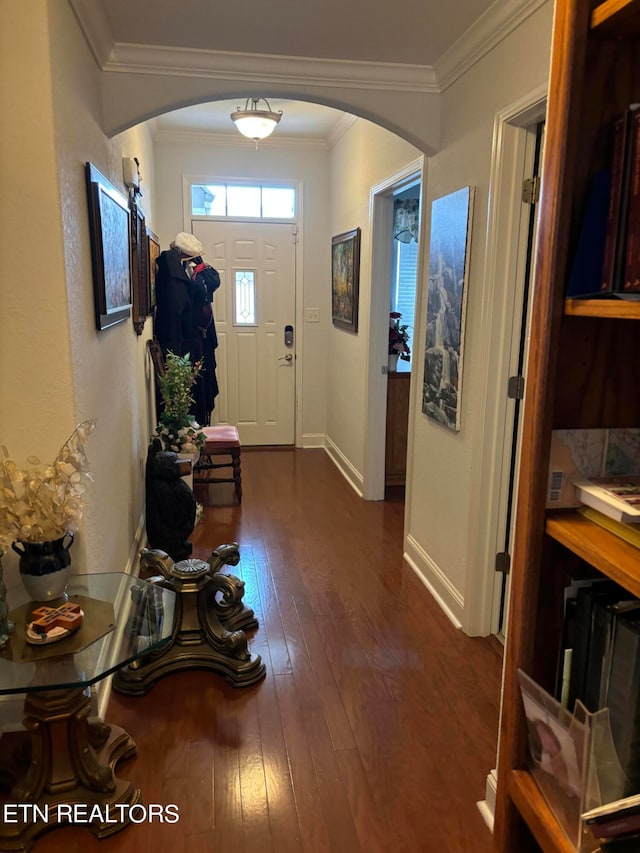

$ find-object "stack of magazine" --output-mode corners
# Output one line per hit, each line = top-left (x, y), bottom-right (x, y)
(573, 477), (640, 526)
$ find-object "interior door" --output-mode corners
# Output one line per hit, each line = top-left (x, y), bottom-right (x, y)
(192, 221), (296, 445)
(493, 120), (545, 638)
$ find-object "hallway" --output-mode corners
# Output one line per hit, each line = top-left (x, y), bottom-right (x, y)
(33, 448), (502, 853)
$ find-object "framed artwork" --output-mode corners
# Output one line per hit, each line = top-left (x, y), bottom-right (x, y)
(85, 162), (132, 331)
(147, 228), (160, 310)
(331, 227), (361, 332)
(129, 193), (150, 335)
(422, 186), (474, 431)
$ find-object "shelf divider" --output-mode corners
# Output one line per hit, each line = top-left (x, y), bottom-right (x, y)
(509, 770), (578, 853)
(564, 299), (640, 320)
(546, 511), (640, 597)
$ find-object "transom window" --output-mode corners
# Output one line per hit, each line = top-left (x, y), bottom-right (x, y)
(191, 182), (296, 219)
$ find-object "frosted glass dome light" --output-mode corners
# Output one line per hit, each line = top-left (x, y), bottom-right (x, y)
(231, 97), (283, 142)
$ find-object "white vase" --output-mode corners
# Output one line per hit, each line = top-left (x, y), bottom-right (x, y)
(388, 353), (399, 372)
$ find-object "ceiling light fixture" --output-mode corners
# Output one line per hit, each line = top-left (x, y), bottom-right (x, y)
(231, 97), (283, 144)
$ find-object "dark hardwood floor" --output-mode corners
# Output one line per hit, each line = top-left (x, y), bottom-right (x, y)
(31, 448), (502, 852)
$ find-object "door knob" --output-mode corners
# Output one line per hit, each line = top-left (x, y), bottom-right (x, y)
(279, 353), (293, 362)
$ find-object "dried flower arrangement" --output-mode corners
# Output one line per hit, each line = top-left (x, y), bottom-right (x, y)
(0, 420), (97, 547)
(155, 351), (206, 454)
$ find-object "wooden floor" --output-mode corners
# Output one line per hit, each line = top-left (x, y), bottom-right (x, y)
(31, 448), (502, 853)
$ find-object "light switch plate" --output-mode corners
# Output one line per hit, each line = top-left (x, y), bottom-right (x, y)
(305, 308), (320, 323)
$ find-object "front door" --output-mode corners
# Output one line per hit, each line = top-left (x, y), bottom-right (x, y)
(192, 221), (296, 445)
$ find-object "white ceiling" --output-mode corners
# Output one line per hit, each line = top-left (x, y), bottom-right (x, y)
(154, 98), (351, 143)
(75, 0), (505, 143)
(98, 0), (496, 66)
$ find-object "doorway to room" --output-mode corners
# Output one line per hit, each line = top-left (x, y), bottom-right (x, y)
(385, 183), (420, 492)
(364, 157), (425, 502)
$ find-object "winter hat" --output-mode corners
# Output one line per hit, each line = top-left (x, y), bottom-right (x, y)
(171, 232), (204, 259)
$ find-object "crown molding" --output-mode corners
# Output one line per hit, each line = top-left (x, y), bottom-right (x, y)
(68, 0), (114, 68)
(70, 0), (547, 98)
(152, 127), (329, 151)
(434, 0), (548, 92)
(327, 114), (358, 148)
(104, 43), (439, 93)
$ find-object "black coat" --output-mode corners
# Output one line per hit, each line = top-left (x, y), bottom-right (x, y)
(190, 261), (221, 423)
(154, 248), (192, 358)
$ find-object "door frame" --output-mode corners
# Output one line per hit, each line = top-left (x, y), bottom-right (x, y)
(364, 157), (425, 501)
(183, 175), (304, 445)
(463, 85), (547, 637)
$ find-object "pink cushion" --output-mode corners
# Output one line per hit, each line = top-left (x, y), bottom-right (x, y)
(202, 425), (241, 450)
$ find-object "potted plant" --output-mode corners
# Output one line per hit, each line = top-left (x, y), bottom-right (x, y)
(0, 420), (97, 600)
(154, 351), (207, 461)
(388, 311), (411, 371)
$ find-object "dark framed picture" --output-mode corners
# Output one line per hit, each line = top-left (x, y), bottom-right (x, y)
(147, 228), (160, 310)
(331, 227), (361, 332)
(85, 162), (132, 331)
(129, 193), (150, 335)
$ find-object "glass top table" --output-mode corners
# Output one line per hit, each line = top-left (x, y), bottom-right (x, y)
(0, 572), (176, 694)
(0, 573), (176, 850)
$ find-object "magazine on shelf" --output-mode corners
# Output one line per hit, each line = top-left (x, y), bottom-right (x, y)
(573, 477), (640, 524)
(577, 506), (640, 549)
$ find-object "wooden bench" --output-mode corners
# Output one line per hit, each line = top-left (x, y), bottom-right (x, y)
(193, 425), (242, 503)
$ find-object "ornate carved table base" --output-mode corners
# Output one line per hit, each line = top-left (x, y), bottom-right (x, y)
(113, 544), (265, 696)
(0, 687), (139, 852)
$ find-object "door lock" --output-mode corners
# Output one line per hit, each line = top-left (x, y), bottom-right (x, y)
(279, 353), (293, 362)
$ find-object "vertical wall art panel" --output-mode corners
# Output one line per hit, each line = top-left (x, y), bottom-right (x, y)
(422, 186), (474, 431)
(331, 228), (361, 333)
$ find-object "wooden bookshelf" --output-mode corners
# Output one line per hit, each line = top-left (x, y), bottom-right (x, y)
(546, 511), (640, 598)
(508, 771), (578, 853)
(494, 0), (640, 850)
(590, 0), (640, 36)
(564, 298), (640, 319)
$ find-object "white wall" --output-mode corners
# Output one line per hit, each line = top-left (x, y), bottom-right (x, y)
(0, 0), (157, 588)
(153, 138), (330, 442)
(404, 3), (553, 627)
(327, 120), (421, 477)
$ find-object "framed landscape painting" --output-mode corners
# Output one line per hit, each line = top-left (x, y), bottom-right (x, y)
(331, 227), (361, 332)
(422, 186), (474, 431)
(85, 162), (132, 331)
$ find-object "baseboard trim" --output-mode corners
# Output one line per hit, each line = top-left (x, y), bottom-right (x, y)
(477, 768), (498, 832)
(404, 534), (464, 629)
(299, 433), (326, 449)
(324, 436), (364, 497)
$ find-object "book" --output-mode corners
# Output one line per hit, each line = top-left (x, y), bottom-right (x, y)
(578, 506), (640, 549)
(583, 791), (640, 824)
(566, 170), (611, 298)
(604, 616), (640, 794)
(602, 105), (640, 294)
(585, 595), (621, 712)
(568, 581), (622, 711)
(583, 792), (640, 841)
(589, 599), (640, 714)
(622, 110), (640, 294)
(574, 477), (640, 524)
